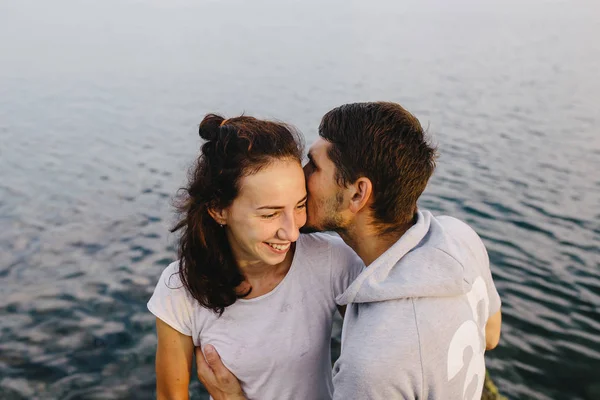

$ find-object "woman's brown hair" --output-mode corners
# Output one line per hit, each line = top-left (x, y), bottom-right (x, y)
(171, 114), (304, 315)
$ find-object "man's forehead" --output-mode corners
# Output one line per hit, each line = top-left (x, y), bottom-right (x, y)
(309, 138), (331, 158)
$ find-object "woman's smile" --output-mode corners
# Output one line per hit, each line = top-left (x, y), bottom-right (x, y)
(264, 242), (291, 254)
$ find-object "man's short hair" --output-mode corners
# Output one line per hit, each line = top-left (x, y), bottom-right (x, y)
(319, 102), (437, 233)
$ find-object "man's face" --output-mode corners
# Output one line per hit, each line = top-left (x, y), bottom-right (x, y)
(302, 138), (346, 232)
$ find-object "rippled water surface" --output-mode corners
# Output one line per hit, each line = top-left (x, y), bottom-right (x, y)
(1, 0), (599, 399)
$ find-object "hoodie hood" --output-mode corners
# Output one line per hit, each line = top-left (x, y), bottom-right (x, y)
(336, 210), (472, 305)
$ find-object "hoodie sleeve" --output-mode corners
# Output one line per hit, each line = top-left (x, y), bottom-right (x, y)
(443, 216), (501, 316)
(147, 261), (194, 336)
(329, 235), (365, 301)
(478, 243), (501, 315)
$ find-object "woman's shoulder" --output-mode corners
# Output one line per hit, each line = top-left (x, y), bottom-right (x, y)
(293, 233), (338, 272)
(155, 260), (185, 288)
(296, 233), (361, 273)
(298, 232), (344, 250)
(298, 232), (357, 258)
(151, 261), (203, 308)
(296, 233), (364, 300)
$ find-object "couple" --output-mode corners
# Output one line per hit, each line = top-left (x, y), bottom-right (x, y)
(148, 102), (502, 400)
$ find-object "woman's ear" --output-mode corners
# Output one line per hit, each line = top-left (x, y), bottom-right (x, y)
(207, 207), (228, 226)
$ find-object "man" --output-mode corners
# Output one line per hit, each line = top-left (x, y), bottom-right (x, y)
(196, 102), (502, 399)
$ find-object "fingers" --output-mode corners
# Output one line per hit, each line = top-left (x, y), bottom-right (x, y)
(195, 346), (214, 383)
(196, 345), (228, 382)
(204, 344), (221, 365)
(204, 345), (232, 382)
(204, 344), (229, 378)
(196, 345), (244, 398)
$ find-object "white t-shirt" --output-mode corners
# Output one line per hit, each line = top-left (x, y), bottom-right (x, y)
(147, 233), (364, 400)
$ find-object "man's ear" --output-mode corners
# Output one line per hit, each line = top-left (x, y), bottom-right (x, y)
(207, 207), (228, 226)
(347, 177), (372, 214)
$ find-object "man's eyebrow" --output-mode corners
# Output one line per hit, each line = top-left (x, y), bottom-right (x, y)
(256, 195), (307, 210)
(297, 195), (308, 204)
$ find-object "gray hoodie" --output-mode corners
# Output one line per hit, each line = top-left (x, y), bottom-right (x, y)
(332, 210), (501, 400)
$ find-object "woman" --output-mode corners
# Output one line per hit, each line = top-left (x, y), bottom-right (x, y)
(148, 114), (363, 400)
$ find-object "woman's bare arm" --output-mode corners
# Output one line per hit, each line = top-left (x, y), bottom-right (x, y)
(156, 317), (195, 400)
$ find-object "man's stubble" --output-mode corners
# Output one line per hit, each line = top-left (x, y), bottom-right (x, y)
(300, 190), (346, 234)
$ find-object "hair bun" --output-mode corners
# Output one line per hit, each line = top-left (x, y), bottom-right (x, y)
(199, 114), (225, 141)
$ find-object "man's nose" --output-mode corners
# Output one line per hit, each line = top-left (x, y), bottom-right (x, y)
(303, 164), (312, 178)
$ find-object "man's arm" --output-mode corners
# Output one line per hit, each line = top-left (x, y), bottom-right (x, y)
(155, 318), (194, 400)
(485, 309), (502, 350)
(195, 345), (246, 400)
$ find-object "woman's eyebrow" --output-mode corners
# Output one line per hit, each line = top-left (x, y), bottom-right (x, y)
(256, 195), (307, 210)
(256, 205), (283, 210)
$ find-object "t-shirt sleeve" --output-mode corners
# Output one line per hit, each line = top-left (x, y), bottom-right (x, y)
(329, 235), (365, 300)
(147, 261), (194, 336)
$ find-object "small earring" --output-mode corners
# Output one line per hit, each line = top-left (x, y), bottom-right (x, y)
(219, 224), (224, 228)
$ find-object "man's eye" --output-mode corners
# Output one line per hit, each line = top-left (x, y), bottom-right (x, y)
(262, 213), (277, 219)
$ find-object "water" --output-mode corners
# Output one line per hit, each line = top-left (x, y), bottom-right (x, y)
(1, 0), (599, 399)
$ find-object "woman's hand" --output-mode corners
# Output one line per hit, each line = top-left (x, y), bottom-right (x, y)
(195, 345), (246, 400)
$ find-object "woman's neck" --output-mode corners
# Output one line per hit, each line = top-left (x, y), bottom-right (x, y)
(235, 243), (296, 298)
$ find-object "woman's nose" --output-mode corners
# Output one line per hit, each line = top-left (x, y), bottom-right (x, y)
(278, 213), (300, 242)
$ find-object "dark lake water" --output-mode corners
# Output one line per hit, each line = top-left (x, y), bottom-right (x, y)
(1, 0), (599, 399)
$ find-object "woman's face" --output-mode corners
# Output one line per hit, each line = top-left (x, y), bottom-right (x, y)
(221, 158), (307, 267)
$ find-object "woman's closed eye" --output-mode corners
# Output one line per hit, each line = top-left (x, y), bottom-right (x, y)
(261, 212), (279, 219)
(261, 203), (304, 219)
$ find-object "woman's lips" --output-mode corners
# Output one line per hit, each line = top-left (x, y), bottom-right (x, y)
(264, 242), (291, 254)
